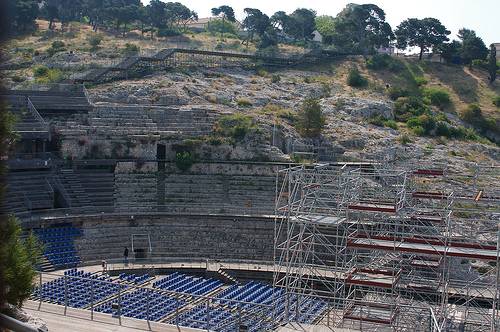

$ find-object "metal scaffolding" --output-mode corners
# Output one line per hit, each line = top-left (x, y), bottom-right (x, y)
(273, 162), (499, 331)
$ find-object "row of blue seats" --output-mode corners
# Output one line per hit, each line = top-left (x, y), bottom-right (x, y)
(118, 273), (151, 284)
(35, 226), (81, 268)
(33, 269), (124, 309)
(173, 305), (272, 332)
(215, 281), (277, 307)
(95, 288), (185, 322)
(153, 272), (222, 296)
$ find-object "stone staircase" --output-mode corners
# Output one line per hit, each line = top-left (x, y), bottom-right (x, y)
(2, 95), (50, 139)
(5, 171), (54, 211)
(216, 268), (238, 284)
(77, 169), (115, 208)
(3, 89), (92, 112)
(59, 169), (93, 207)
(114, 171), (158, 210)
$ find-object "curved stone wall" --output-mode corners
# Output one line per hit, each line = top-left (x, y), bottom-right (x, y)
(31, 214), (276, 263)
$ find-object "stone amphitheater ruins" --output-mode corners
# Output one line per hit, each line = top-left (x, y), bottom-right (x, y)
(1, 16), (499, 332)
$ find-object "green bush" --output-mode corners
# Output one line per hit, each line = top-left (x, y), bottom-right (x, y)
(347, 67), (368, 87)
(215, 114), (256, 141)
(366, 54), (391, 70)
(387, 87), (409, 101)
(461, 104), (498, 136)
(33, 65), (49, 78)
(493, 96), (500, 107)
(157, 27), (181, 37)
(236, 98), (252, 107)
(398, 134), (411, 145)
(87, 33), (103, 50)
(271, 74), (281, 83)
(411, 125), (425, 136)
(123, 43), (140, 55)
(414, 76), (428, 86)
(296, 98), (325, 137)
(33, 65), (63, 83)
(394, 96), (430, 122)
(47, 40), (66, 56)
(256, 69), (268, 77)
(175, 151), (194, 171)
(406, 114), (436, 135)
(384, 119), (398, 129)
(422, 87), (451, 109)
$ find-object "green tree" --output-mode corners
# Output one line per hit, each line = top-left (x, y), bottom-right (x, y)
(242, 8), (271, 46)
(458, 28), (488, 68)
(315, 15), (335, 44)
(437, 40), (462, 64)
(395, 18), (450, 60)
(296, 98), (325, 137)
(288, 8), (316, 42)
(165, 2), (197, 30)
(0, 105), (43, 311)
(211, 5), (236, 39)
(332, 4), (394, 55)
(6, 0), (39, 33)
(488, 44), (497, 83)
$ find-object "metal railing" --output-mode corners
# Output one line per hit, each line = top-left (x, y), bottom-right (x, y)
(0, 312), (40, 332)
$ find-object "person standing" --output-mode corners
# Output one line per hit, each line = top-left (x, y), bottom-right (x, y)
(123, 247), (129, 266)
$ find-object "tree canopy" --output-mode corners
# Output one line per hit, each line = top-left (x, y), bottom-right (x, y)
(395, 17), (450, 60)
(331, 4), (394, 55)
(458, 28), (488, 67)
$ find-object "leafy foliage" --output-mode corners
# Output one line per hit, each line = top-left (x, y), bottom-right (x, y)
(488, 44), (497, 83)
(347, 67), (368, 87)
(215, 114), (256, 141)
(6, 0), (39, 33)
(175, 151), (194, 171)
(296, 98), (325, 137)
(458, 29), (488, 67)
(493, 96), (500, 107)
(422, 87), (451, 109)
(395, 18), (450, 60)
(331, 4), (394, 54)
(393, 96), (430, 122)
(86, 33), (103, 50)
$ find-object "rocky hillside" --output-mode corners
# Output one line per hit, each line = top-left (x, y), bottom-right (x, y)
(2, 21), (499, 170)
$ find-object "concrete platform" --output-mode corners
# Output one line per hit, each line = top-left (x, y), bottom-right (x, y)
(23, 300), (200, 332)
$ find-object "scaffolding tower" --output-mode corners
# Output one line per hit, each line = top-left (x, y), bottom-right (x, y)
(273, 162), (499, 331)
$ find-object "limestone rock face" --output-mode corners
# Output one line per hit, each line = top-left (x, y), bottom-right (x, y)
(328, 96), (394, 119)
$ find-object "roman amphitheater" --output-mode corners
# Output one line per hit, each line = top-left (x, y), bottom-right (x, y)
(2, 49), (499, 332)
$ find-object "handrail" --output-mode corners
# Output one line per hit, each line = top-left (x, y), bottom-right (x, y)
(429, 307), (441, 332)
(0, 312), (40, 332)
(26, 97), (51, 140)
(51, 176), (72, 208)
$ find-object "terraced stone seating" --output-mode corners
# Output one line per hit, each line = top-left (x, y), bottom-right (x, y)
(32, 269), (123, 308)
(76, 169), (115, 208)
(89, 106), (159, 135)
(95, 288), (184, 321)
(3, 96), (49, 138)
(152, 272), (222, 296)
(163, 174), (275, 212)
(114, 172), (157, 209)
(146, 106), (217, 137)
(3, 89), (92, 112)
(35, 226), (82, 268)
(6, 171), (54, 212)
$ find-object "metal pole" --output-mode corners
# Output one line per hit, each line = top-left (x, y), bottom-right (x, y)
(38, 272), (42, 310)
(118, 286), (122, 326)
(90, 279), (94, 321)
(64, 275), (68, 315)
(146, 288), (151, 330)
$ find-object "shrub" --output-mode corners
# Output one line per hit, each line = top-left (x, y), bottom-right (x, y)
(271, 74), (281, 83)
(366, 54), (392, 70)
(414, 76), (428, 86)
(462, 103), (482, 123)
(123, 43), (140, 55)
(398, 134), (411, 145)
(175, 151), (194, 171)
(406, 114), (436, 135)
(411, 125), (425, 136)
(461, 104), (498, 136)
(422, 87), (451, 109)
(157, 27), (181, 37)
(347, 67), (368, 87)
(236, 98), (252, 107)
(296, 98), (325, 138)
(47, 40), (66, 56)
(33, 65), (49, 78)
(387, 87), (409, 101)
(215, 114), (256, 141)
(256, 69), (268, 77)
(87, 33), (103, 50)
(383, 119), (398, 130)
(394, 96), (430, 122)
(493, 96), (500, 107)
